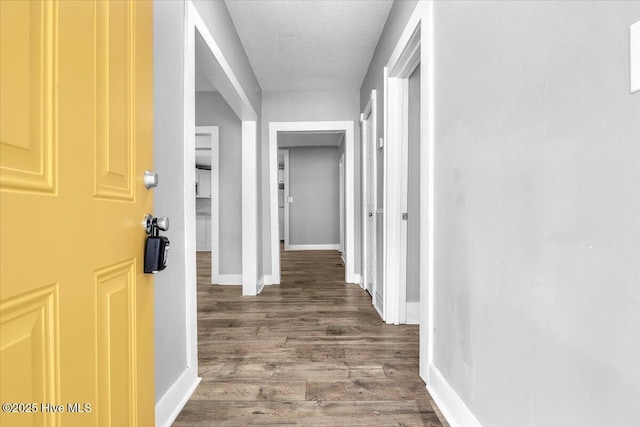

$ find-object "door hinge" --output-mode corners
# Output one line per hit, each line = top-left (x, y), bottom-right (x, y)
(402, 212), (408, 220)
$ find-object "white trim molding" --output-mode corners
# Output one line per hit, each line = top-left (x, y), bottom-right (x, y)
(216, 274), (243, 285)
(269, 121), (357, 285)
(241, 120), (259, 296)
(287, 244), (340, 251)
(155, 369), (201, 427)
(406, 301), (420, 324)
(383, 25), (421, 325)
(427, 365), (482, 427)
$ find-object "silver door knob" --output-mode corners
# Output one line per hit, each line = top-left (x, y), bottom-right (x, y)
(143, 170), (159, 189)
(155, 216), (170, 231)
(142, 214), (170, 234)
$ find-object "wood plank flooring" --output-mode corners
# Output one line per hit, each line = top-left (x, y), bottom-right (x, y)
(174, 249), (448, 426)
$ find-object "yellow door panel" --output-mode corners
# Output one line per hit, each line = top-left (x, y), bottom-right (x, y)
(95, 0), (134, 200)
(0, 284), (59, 427)
(96, 260), (136, 427)
(0, 0), (56, 192)
(1, 1), (154, 426)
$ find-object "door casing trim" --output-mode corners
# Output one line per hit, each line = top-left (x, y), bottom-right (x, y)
(268, 121), (356, 285)
(383, 0), (434, 383)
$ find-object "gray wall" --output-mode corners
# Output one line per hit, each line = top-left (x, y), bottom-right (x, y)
(287, 146), (340, 246)
(261, 91), (361, 278)
(154, 0), (261, 408)
(153, 0), (187, 403)
(191, 1), (261, 114)
(431, 1), (640, 426)
(196, 91), (242, 274)
(406, 65), (420, 303)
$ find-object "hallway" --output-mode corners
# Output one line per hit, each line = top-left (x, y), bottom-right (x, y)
(174, 249), (447, 426)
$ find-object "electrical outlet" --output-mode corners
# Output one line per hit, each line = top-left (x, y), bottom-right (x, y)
(632, 20), (640, 93)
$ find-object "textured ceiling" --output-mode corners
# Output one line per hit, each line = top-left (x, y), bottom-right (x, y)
(224, 0), (393, 91)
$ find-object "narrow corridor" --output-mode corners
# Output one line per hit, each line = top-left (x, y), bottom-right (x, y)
(174, 249), (447, 426)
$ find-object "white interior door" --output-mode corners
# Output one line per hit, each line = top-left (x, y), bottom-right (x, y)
(363, 117), (374, 296)
(399, 78), (410, 324)
(339, 154), (345, 258)
(361, 91), (382, 317)
(281, 150), (291, 249)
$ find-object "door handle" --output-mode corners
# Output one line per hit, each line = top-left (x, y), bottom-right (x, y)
(142, 214), (170, 234)
(143, 170), (159, 189)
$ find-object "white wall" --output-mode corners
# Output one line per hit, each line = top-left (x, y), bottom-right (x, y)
(287, 146), (340, 246)
(196, 91), (242, 274)
(261, 91), (360, 278)
(431, 1), (640, 426)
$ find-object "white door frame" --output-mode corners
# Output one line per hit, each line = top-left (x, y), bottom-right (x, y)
(361, 90), (379, 314)
(268, 121), (356, 285)
(195, 126), (220, 283)
(383, 0), (433, 382)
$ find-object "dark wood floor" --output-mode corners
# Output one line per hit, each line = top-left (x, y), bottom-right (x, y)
(174, 248), (447, 426)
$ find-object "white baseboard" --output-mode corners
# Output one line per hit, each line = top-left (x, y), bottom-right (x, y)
(406, 301), (420, 324)
(286, 244), (340, 251)
(196, 246), (211, 252)
(374, 301), (384, 320)
(155, 368), (201, 427)
(427, 364), (481, 427)
(264, 274), (275, 285)
(257, 276), (265, 294)
(374, 293), (384, 320)
(354, 274), (363, 287)
(214, 274), (242, 285)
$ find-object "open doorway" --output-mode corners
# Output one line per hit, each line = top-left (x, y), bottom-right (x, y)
(381, 1), (432, 383)
(278, 133), (344, 252)
(194, 125), (220, 281)
(268, 122), (356, 286)
(154, 3), (260, 424)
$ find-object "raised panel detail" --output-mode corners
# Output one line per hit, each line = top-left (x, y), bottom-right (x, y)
(0, 0), (57, 193)
(0, 284), (59, 426)
(95, 260), (136, 426)
(94, 0), (134, 201)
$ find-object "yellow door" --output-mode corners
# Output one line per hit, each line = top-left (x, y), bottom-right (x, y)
(1, 1), (154, 426)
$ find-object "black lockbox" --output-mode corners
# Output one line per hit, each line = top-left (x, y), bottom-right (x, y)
(144, 235), (170, 274)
